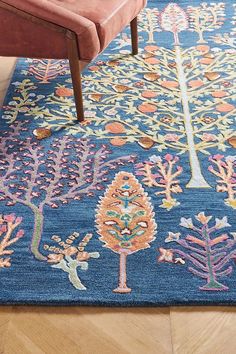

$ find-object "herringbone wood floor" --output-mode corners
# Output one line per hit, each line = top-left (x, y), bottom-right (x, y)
(0, 57), (236, 354)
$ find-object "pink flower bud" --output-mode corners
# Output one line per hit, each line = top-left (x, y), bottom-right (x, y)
(4, 214), (16, 223)
(16, 229), (24, 238)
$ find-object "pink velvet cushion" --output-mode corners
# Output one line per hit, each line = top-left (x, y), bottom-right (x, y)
(50, 0), (147, 51)
(0, 0), (146, 61)
(1, 0), (101, 61)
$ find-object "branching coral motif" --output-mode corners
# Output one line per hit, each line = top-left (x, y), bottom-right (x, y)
(0, 214), (24, 268)
(44, 232), (99, 290)
(96, 172), (156, 293)
(158, 212), (236, 291)
(135, 154), (183, 210)
(23, 59), (69, 83)
(0, 122), (135, 260)
(208, 155), (236, 209)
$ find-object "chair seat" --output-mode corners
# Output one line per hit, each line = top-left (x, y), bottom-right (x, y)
(51, 0), (146, 52)
(1, 0), (146, 61)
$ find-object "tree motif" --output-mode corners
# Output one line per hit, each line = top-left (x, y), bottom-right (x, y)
(210, 4), (235, 48)
(139, 7), (160, 44)
(208, 155), (236, 209)
(0, 122), (135, 260)
(158, 212), (236, 291)
(187, 3), (226, 43)
(160, 3), (188, 45)
(135, 154), (183, 210)
(44, 232), (99, 290)
(96, 172), (157, 293)
(2, 4), (235, 189)
(23, 59), (69, 83)
(0, 213), (24, 268)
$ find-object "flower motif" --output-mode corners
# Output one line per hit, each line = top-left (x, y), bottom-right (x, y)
(149, 155), (162, 163)
(164, 134), (180, 142)
(47, 253), (64, 263)
(225, 156), (236, 163)
(158, 248), (174, 263)
(215, 216), (231, 229)
(64, 246), (78, 256)
(160, 198), (180, 211)
(165, 232), (181, 243)
(180, 217), (194, 229)
(200, 133), (217, 142)
(195, 212), (212, 225)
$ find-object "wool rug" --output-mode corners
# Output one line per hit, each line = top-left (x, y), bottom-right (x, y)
(0, 0), (235, 306)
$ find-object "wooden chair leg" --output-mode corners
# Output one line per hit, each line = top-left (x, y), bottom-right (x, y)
(130, 17), (138, 55)
(66, 31), (84, 122)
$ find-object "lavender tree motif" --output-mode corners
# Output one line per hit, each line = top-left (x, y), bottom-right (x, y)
(158, 212), (236, 291)
(0, 122), (135, 260)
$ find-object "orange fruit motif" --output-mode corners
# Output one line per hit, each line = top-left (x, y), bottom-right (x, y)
(144, 73), (160, 82)
(145, 45), (158, 52)
(141, 91), (158, 98)
(196, 45), (210, 53)
(138, 103), (157, 113)
(105, 122), (126, 134)
(33, 128), (52, 140)
(211, 91), (227, 98)
(138, 137), (155, 149)
(113, 85), (130, 93)
(89, 66), (100, 72)
(55, 87), (73, 97)
(204, 72), (220, 81)
(216, 103), (235, 112)
(188, 80), (204, 88)
(145, 57), (160, 65)
(110, 138), (126, 146)
(160, 81), (179, 88)
(200, 58), (214, 65)
(228, 136), (236, 148)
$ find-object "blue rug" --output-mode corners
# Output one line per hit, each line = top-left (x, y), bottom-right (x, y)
(0, 0), (236, 305)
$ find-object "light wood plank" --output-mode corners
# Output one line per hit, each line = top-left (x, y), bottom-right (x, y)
(171, 307), (236, 354)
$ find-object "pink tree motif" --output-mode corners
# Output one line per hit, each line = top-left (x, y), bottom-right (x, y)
(160, 3), (188, 45)
(0, 122), (135, 260)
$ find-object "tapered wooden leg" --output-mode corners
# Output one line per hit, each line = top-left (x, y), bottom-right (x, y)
(66, 31), (84, 122)
(130, 17), (138, 55)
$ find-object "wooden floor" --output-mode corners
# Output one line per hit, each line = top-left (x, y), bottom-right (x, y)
(0, 57), (236, 354)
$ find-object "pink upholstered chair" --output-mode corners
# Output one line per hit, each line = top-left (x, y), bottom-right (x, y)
(0, 0), (146, 121)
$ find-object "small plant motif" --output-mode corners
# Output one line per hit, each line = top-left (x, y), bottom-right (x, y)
(2, 79), (45, 124)
(0, 122), (135, 260)
(25, 59), (69, 83)
(208, 155), (236, 209)
(158, 212), (236, 291)
(135, 154), (183, 210)
(44, 232), (99, 290)
(0, 213), (24, 268)
(96, 172), (157, 293)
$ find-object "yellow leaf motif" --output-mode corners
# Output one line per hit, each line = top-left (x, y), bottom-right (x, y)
(96, 171), (157, 293)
